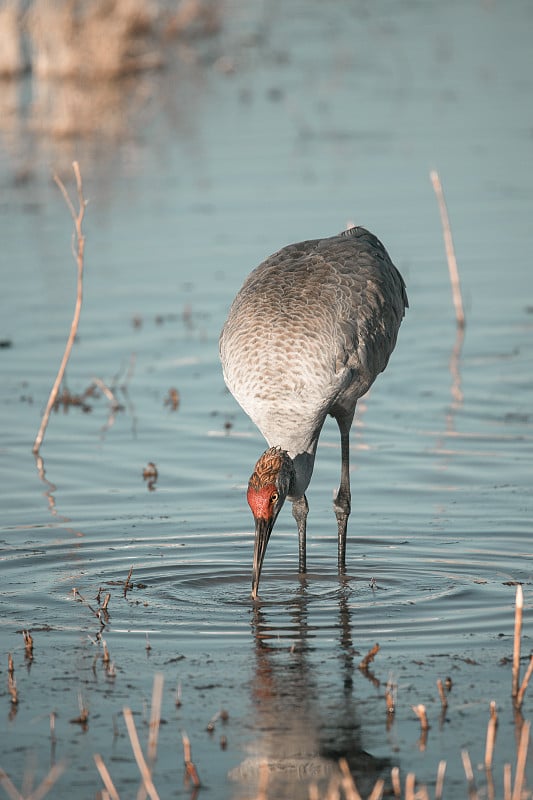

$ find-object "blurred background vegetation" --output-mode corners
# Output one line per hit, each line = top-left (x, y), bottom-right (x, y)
(0, 0), (229, 180)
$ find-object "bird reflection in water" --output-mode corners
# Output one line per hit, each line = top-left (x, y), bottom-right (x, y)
(229, 581), (390, 799)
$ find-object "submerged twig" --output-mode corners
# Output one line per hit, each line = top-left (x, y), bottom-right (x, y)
(33, 161), (87, 455)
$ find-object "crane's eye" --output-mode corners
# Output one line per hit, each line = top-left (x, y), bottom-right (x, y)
(271, 492), (278, 504)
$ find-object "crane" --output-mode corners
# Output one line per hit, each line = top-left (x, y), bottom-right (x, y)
(219, 226), (408, 599)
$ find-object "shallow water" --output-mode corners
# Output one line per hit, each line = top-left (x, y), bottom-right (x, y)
(1, 0), (533, 797)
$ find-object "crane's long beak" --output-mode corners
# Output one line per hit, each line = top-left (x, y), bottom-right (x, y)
(251, 516), (274, 600)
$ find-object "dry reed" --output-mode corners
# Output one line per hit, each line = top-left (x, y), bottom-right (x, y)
(181, 732), (201, 788)
(512, 584), (523, 699)
(0, 761), (66, 800)
(123, 707), (161, 800)
(32, 161), (86, 456)
(147, 673), (164, 764)
(411, 704), (429, 731)
(485, 701), (498, 769)
(338, 758), (362, 800)
(512, 719), (530, 800)
(93, 754), (120, 800)
(430, 169), (465, 329)
(461, 750), (478, 800)
(435, 761), (446, 800)
(516, 655), (533, 709)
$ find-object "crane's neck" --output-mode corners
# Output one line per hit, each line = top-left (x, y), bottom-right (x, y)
(250, 404), (323, 498)
(288, 450), (316, 500)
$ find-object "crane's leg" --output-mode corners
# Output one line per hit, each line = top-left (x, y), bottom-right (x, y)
(292, 494), (309, 574)
(334, 414), (353, 573)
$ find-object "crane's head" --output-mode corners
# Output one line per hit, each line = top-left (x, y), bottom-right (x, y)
(247, 446), (294, 600)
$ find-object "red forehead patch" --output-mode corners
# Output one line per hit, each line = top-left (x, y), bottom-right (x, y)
(247, 484), (275, 519)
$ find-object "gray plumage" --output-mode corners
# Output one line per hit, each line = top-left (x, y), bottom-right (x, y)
(220, 226), (408, 598)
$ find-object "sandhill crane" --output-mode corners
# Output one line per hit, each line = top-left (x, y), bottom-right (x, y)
(220, 226), (408, 599)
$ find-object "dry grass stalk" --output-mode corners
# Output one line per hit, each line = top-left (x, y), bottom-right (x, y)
(412, 704), (429, 731)
(0, 767), (23, 800)
(338, 758), (362, 800)
(8, 674), (18, 705)
(8, 653), (14, 676)
(123, 707), (160, 800)
(516, 654), (533, 709)
(391, 766), (401, 798)
(70, 692), (89, 725)
(32, 161), (87, 455)
(92, 377), (121, 409)
(94, 754), (120, 800)
(385, 673), (396, 715)
(0, 761), (66, 800)
(367, 777), (385, 800)
(484, 701), (498, 769)
(31, 763), (67, 800)
(255, 759), (269, 800)
(504, 763), (512, 800)
(405, 772), (415, 800)
(461, 750), (479, 800)
(124, 564), (134, 597)
(22, 630), (34, 659)
(309, 782), (320, 800)
(359, 643), (380, 671)
(164, 388), (180, 411)
(512, 719), (530, 800)
(435, 760), (446, 800)
(206, 710), (220, 733)
(102, 640), (110, 664)
(181, 732), (201, 788)
(147, 673), (164, 764)
(512, 584), (523, 699)
(436, 678), (447, 709)
(430, 169), (465, 329)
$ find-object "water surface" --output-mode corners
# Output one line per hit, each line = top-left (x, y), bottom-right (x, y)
(1, 1), (533, 797)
